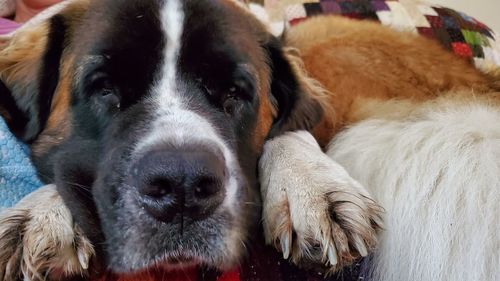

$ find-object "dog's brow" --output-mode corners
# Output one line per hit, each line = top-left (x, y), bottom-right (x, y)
(239, 63), (258, 79)
(78, 55), (105, 69)
(74, 55), (106, 83)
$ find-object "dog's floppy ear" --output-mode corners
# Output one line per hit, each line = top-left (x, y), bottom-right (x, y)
(0, 1), (87, 142)
(265, 36), (325, 137)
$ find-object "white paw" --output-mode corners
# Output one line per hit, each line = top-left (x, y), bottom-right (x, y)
(259, 131), (383, 272)
(0, 185), (94, 281)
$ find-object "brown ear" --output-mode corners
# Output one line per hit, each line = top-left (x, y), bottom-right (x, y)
(0, 0), (88, 142)
(265, 36), (326, 138)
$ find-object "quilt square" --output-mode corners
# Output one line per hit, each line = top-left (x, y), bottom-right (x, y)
(452, 42), (473, 57)
(447, 28), (465, 43)
(417, 26), (435, 39)
(425, 15), (443, 29)
(320, 1), (341, 14)
(304, 2), (323, 16)
(371, 1), (390, 12)
(442, 16), (458, 29)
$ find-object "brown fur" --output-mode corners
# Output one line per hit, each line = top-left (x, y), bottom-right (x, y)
(31, 55), (74, 157)
(0, 23), (48, 94)
(0, 0), (87, 156)
(285, 16), (498, 146)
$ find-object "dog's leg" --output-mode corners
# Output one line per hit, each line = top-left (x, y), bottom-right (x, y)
(259, 131), (383, 272)
(0, 184), (94, 281)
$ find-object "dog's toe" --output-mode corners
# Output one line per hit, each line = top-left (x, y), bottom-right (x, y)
(0, 208), (28, 280)
(260, 131), (383, 273)
(263, 184), (383, 272)
(0, 185), (94, 281)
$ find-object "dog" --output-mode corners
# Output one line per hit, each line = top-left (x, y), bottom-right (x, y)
(260, 16), (500, 281)
(1, 1), (498, 281)
(0, 0), (382, 280)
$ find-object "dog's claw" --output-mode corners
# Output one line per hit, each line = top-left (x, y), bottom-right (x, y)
(280, 233), (291, 259)
(0, 185), (94, 280)
(353, 234), (368, 257)
(327, 244), (338, 266)
(77, 248), (90, 270)
(75, 225), (93, 271)
(260, 132), (383, 272)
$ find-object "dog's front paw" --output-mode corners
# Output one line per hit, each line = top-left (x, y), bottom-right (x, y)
(259, 131), (383, 272)
(0, 185), (94, 281)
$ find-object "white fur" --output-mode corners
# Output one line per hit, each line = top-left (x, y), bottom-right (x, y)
(157, 0), (184, 110)
(135, 0), (241, 212)
(259, 131), (382, 270)
(328, 100), (500, 281)
(0, 185), (94, 280)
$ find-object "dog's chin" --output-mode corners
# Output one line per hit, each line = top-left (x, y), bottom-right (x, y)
(126, 253), (203, 273)
(100, 205), (246, 274)
(108, 239), (243, 274)
(136, 251), (225, 272)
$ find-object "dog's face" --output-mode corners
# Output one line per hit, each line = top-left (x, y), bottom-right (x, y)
(0, 0), (321, 274)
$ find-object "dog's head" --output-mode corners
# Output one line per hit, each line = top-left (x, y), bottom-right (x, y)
(0, 0), (322, 274)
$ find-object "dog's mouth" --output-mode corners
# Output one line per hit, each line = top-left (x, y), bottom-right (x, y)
(166, 255), (194, 265)
(150, 251), (200, 270)
(106, 252), (202, 279)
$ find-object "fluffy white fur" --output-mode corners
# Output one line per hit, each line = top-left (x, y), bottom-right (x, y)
(0, 185), (93, 281)
(260, 131), (382, 271)
(325, 98), (500, 281)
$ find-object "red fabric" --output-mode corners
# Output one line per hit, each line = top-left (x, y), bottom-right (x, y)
(289, 17), (307, 25)
(216, 269), (240, 281)
(452, 42), (473, 57)
(95, 267), (241, 281)
(96, 268), (198, 281)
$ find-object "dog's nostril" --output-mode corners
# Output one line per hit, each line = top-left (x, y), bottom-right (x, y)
(141, 178), (174, 198)
(194, 177), (221, 199)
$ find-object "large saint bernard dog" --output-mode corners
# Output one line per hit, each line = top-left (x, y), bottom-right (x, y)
(0, 0), (498, 280)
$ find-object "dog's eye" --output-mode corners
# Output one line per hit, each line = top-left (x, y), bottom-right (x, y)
(90, 73), (121, 111)
(197, 75), (253, 116)
(222, 86), (243, 116)
(100, 88), (121, 110)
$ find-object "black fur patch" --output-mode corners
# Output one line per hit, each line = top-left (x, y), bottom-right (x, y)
(0, 80), (29, 136)
(34, 15), (67, 141)
(265, 37), (323, 137)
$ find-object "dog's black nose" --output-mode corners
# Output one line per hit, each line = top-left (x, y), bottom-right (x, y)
(131, 148), (226, 222)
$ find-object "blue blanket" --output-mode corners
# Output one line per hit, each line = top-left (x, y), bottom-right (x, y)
(0, 118), (43, 209)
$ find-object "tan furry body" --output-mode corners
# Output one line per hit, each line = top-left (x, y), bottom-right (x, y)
(285, 16), (497, 146)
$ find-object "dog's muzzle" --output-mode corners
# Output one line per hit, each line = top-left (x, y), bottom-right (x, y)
(129, 144), (227, 223)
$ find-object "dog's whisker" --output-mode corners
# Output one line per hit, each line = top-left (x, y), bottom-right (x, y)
(60, 181), (94, 201)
